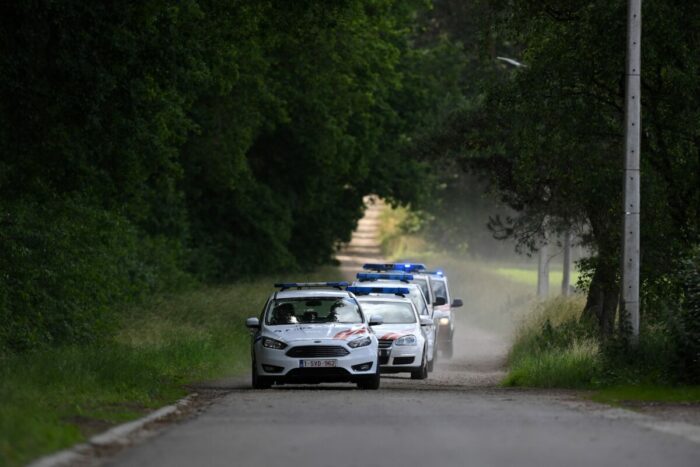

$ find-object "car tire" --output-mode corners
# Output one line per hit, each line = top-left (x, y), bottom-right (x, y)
(411, 347), (428, 380)
(357, 370), (380, 390)
(427, 343), (437, 372)
(251, 361), (272, 389)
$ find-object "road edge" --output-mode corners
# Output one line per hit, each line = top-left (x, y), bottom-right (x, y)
(27, 393), (197, 467)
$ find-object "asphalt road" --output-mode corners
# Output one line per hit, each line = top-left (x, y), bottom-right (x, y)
(106, 199), (700, 467)
(106, 326), (700, 467)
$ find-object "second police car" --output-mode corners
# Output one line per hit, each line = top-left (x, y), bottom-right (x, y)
(352, 269), (438, 371)
(348, 285), (433, 379)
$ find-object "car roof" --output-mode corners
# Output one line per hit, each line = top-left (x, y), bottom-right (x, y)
(273, 289), (352, 300)
(355, 294), (413, 304)
(353, 279), (420, 289)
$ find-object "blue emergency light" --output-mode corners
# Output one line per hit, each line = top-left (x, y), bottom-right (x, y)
(347, 286), (411, 296)
(423, 270), (444, 276)
(356, 272), (414, 282)
(362, 263), (426, 273)
(274, 281), (349, 291)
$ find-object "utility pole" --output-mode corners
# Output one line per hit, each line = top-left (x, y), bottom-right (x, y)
(622, 0), (641, 341)
(562, 230), (572, 297)
(537, 244), (549, 299)
(537, 226), (549, 299)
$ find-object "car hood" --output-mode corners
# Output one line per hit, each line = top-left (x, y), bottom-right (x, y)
(371, 323), (418, 341)
(267, 323), (369, 342)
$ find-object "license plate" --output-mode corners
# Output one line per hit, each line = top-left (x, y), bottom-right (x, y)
(299, 359), (337, 368)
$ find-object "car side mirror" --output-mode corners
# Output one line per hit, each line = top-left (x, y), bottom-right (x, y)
(368, 315), (384, 326)
(420, 317), (433, 326)
(451, 299), (463, 308)
(245, 317), (260, 329)
(434, 297), (447, 306)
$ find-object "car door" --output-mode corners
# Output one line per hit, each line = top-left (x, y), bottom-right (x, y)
(413, 288), (435, 361)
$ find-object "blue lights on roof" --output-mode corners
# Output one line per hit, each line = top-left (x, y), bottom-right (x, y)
(274, 281), (349, 291)
(347, 286), (411, 296)
(356, 272), (414, 282)
(423, 270), (444, 276)
(362, 263), (426, 273)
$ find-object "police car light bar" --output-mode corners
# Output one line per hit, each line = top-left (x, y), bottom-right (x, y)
(274, 281), (349, 291)
(347, 286), (411, 296)
(362, 263), (426, 273)
(423, 270), (444, 276)
(356, 272), (414, 282)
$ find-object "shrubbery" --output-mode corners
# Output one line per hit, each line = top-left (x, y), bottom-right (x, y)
(0, 198), (190, 352)
(505, 277), (700, 388)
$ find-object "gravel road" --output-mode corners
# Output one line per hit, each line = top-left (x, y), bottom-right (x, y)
(105, 199), (700, 467)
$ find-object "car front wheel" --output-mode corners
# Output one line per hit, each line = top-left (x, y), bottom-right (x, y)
(357, 370), (381, 390)
(411, 347), (428, 380)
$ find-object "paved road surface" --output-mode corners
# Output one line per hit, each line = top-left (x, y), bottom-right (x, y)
(106, 199), (700, 467)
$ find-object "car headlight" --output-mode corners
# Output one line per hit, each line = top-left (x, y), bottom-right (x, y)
(439, 317), (450, 325)
(262, 337), (287, 350)
(348, 336), (372, 348)
(395, 335), (417, 346)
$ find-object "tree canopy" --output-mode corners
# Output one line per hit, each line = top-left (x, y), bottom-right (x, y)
(0, 0), (451, 351)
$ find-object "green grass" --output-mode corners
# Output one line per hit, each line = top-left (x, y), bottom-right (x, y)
(592, 385), (700, 404)
(0, 268), (338, 467)
(502, 297), (601, 388)
(503, 339), (600, 388)
(492, 266), (580, 292)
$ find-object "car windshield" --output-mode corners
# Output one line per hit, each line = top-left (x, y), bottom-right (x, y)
(431, 279), (447, 301)
(266, 297), (362, 325)
(359, 301), (416, 324)
(412, 277), (431, 304)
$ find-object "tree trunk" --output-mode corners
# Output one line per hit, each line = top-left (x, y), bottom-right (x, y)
(582, 257), (620, 338)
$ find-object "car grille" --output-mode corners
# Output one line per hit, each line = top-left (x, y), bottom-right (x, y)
(379, 355), (390, 365)
(393, 357), (415, 365)
(378, 340), (393, 349)
(286, 346), (350, 358)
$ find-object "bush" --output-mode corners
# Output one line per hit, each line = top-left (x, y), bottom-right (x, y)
(504, 295), (694, 388)
(503, 338), (600, 388)
(677, 246), (700, 383)
(504, 297), (601, 388)
(0, 198), (192, 352)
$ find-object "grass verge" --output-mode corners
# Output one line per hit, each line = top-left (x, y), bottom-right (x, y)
(0, 268), (337, 467)
(502, 297), (600, 388)
(493, 266), (580, 292)
(592, 385), (700, 405)
(502, 297), (700, 402)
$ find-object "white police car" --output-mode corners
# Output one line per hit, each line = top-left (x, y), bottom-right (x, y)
(352, 272), (438, 372)
(426, 270), (463, 358)
(363, 263), (436, 310)
(349, 286), (433, 379)
(245, 282), (383, 389)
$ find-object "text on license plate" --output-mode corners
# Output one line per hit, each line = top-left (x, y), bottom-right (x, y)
(299, 359), (337, 368)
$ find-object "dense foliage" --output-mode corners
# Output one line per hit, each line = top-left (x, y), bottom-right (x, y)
(0, 0), (452, 352)
(413, 0), (700, 379)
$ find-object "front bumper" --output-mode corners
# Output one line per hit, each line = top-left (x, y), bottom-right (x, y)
(434, 311), (454, 343)
(377, 343), (423, 373)
(254, 341), (378, 383)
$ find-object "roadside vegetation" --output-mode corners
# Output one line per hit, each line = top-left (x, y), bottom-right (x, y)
(381, 189), (699, 399)
(0, 268), (336, 467)
(502, 287), (700, 401)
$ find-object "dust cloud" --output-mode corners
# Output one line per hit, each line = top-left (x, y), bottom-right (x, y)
(335, 197), (538, 388)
